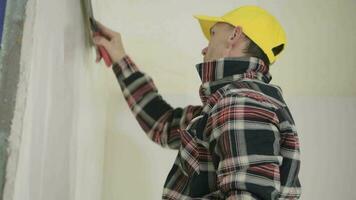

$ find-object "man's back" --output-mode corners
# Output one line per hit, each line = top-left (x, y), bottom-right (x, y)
(218, 79), (302, 199)
(164, 79), (301, 200)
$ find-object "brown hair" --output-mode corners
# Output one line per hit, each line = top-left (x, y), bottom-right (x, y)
(243, 35), (270, 67)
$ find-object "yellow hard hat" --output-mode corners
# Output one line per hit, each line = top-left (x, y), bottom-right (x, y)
(194, 5), (287, 64)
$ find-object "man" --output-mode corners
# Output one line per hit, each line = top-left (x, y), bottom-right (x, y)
(93, 5), (301, 200)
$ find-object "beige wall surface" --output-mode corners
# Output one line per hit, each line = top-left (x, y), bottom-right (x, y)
(99, 0), (356, 200)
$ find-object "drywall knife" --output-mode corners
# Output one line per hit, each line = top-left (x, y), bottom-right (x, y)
(85, 0), (112, 67)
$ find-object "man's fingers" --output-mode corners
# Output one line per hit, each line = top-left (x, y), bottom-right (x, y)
(93, 36), (111, 50)
(95, 20), (116, 39)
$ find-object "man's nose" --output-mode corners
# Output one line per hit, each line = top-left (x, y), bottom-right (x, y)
(201, 47), (208, 56)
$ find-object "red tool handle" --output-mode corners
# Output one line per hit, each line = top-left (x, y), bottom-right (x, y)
(94, 32), (112, 67)
(98, 45), (112, 67)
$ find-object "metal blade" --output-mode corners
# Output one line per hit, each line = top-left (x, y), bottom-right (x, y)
(85, 0), (98, 32)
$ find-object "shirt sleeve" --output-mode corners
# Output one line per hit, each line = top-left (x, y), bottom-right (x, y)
(112, 54), (203, 150)
(208, 94), (283, 200)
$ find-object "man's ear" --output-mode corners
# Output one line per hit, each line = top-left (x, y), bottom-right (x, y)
(229, 26), (243, 44)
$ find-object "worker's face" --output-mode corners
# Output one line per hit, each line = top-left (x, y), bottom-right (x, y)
(201, 22), (236, 62)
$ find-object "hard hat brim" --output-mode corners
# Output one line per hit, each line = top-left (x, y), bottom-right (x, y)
(193, 15), (227, 41)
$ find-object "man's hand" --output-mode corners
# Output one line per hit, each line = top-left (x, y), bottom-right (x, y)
(92, 21), (126, 65)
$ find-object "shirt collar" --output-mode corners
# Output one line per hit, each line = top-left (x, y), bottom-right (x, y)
(195, 56), (272, 104)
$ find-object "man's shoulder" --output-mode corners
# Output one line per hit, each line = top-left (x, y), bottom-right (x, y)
(212, 79), (287, 111)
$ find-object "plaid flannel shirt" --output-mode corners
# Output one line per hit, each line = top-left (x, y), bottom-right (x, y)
(112, 55), (302, 200)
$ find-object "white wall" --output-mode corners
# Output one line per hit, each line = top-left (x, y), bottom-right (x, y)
(4, 0), (109, 199)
